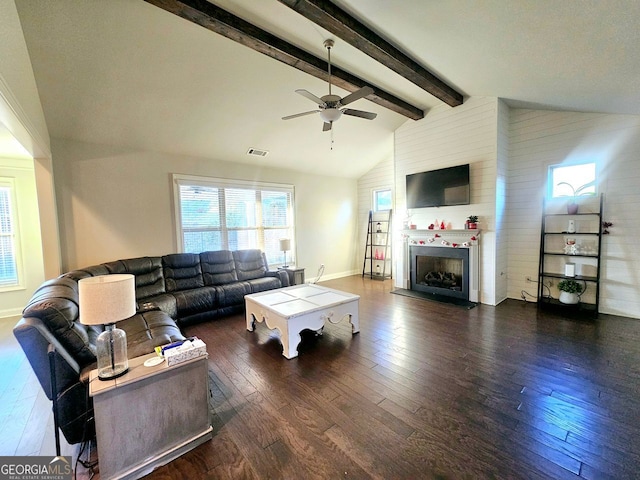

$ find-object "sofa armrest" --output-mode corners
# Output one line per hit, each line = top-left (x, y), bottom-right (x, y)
(137, 293), (178, 319)
(14, 317), (81, 399)
(14, 318), (94, 445)
(266, 269), (290, 287)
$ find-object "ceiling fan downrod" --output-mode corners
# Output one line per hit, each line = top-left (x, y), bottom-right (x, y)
(324, 39), (334, 96)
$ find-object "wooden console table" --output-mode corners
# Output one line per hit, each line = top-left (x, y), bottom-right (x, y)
(89, 352), (212, 479)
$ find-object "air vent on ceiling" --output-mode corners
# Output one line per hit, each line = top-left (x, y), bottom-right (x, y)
(247, 148), (269, 157)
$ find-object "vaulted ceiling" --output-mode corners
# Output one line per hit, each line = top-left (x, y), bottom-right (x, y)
(12, 0), (640, 178)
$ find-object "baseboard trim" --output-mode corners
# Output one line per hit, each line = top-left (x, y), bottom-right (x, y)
(308, 269), (359, 283)
(0, 309), (23, 321)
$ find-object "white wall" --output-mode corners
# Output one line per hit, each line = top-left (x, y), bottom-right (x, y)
(508, 109), (640, 318)
(52, 138), (358, 280)
(1, 0), (60, 281)
(0, 0), (50, 155)
(0, 158), (45, 318)
(393, 97), (500, 305)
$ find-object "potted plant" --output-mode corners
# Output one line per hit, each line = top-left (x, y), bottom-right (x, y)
(467, 215), (478, 229)
(557, 279), (583, 304)
(556, 181), (596, 214)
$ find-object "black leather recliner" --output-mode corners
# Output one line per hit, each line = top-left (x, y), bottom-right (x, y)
(14, 249), (288, 444)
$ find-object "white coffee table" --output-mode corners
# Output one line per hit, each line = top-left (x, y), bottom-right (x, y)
(245, 284), (360, 359)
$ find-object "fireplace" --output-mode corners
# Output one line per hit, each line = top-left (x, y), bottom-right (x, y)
(410, 246), (469, 300)
(401, 229), (480, 303)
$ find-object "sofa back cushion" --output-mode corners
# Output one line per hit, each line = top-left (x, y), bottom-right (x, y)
(60, 264), (110, 282)
(233, 249), (268, 281)
(21, 277), (96, 366)
(162, 253), (204, 292)
(200, 250), (239, 286)
(103, 257), (165, 300)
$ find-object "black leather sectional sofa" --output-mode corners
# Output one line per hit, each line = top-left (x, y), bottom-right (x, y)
(13, 249), (289, 445)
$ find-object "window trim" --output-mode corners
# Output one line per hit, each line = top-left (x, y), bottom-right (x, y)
(0, 177), (23, 291)
(172, 174), (295, 264)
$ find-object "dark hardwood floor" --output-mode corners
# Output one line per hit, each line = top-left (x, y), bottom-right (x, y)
(156, 276), (640, 480)
(4, 275), (640, 479)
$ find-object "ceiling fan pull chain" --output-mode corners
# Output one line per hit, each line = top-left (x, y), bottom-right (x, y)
(330, 123), (334, 150)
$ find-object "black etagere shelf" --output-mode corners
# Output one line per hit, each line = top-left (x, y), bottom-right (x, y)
(537, 194), (604, 319)
(362, 209), (392, 280)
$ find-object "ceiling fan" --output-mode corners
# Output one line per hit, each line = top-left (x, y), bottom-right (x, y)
(282, 39), (377, 132)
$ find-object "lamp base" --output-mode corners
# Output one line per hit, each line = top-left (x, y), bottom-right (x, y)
(96, 325), (129, 381)
(98, 365), (129, 381)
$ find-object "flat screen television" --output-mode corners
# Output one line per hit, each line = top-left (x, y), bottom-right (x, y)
(406, 164), (470, 208)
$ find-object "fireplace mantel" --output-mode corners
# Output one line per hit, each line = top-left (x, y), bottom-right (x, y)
(402, 229), (480, 302)
(402, 228), (481, 239)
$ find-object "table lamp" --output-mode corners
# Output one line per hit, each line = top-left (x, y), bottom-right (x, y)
(279, 238), (291, 268)
(79, 274), (136, 380)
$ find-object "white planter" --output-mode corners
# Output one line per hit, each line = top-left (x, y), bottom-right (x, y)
(559, 291), (579, 304)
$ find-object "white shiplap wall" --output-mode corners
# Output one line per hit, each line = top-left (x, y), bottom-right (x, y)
(356, 155), (395, 275)
(508, 109), (640, 318)
(394, 97), (499, 305)
(495, 100), (510, 303)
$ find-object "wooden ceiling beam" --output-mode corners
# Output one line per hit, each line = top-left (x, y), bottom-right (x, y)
(144, 0), (424, 120)
(278, 0), (464, 107)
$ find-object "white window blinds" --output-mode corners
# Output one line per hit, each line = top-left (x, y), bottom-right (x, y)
(0, 182), (19, 287)
(174, 175), (295, 267)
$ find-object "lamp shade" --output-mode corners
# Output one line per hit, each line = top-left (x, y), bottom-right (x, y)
(79, 274), (136, 326)
(279, 238), (291, 252)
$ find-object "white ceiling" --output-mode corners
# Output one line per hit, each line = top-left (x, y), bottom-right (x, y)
(8, 0), (640, 178)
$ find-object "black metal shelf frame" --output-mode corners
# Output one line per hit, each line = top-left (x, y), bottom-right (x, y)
(537, 194), (604, 319)
(362, 209), (392, 280)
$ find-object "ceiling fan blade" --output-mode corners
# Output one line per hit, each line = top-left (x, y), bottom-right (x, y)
(323, 121), (332, 132)
(342, 108), (377, 120)
(340, 86), (374, 106)
(282, 110), (320, 120)
(296, 89), (325, 106)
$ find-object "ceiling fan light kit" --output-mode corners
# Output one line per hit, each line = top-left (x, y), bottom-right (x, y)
(282, 39), (377, 133)
(319, 108), (342, 123)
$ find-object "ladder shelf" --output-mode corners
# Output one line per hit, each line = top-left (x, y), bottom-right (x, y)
(362, 209), (392, 280)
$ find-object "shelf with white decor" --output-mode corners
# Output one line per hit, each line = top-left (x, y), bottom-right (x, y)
(362, 210), (392, 280)
(537, 194), (604, 318)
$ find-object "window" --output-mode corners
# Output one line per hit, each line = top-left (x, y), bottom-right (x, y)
(373, 188), (392, 212)
(549, 163), (596, 198)
(173, 175), (295, 266)
(0, 179), (19, 288)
